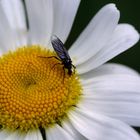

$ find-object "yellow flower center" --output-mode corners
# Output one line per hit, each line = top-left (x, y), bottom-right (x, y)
(0, 46), (82, 132)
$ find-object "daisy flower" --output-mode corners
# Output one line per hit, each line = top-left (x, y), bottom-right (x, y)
(0, 0), (140, 140)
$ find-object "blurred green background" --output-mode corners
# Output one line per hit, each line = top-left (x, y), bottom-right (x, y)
(66, 0), (140, 73)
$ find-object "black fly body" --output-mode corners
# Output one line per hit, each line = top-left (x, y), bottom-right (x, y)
(51, 35), (75, 76)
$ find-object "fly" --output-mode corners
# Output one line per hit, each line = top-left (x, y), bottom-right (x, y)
(51, 35), (75, 75)
(38, 35), (76, 76)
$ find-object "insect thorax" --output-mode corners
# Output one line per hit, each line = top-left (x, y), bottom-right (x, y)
(62, 59), (72, 68)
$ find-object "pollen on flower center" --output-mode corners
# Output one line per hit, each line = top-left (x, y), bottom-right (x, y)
(0, 46), (82, 132)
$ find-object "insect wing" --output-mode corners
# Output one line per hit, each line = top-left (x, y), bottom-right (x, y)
(51, 36), (71, 60)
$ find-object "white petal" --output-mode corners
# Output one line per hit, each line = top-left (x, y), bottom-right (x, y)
(69, 3), (120, 64)
(80, 63), (139, 80)
(69, 108), (140, 140)
(0, 4), (16, 53)
(1, 0), (26, 30)
(52, 0), (80, 43)
(62, 120), (87, 140)
(79, 74), (140, 126)
(46, 124), (74, 140)
(81, 74), (140, 91)
(5, 131), (25, 140)
(25, 0), (53, 46)
(77, 24), (139, 74)
(1, 0), (26, 29)
(1, 0), (27, 46)
(0, 130), (10, 139)
(24, 130), (42, 140)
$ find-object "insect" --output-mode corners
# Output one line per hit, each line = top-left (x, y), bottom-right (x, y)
(51, 35), (75, 76)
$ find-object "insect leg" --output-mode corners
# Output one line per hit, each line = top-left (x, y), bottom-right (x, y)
(51, 63), (62, 70)
(72, 64), (76, 74)
(47, 56), (61, 61)
(51, 63), (65, 83)
(72, 64), (76, 69)
(62, 66), (65, 84)
(38, 56), (61, 61)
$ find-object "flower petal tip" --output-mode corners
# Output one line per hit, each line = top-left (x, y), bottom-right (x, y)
(102, 3), (120, 20)
(122, 24), (140, 45)
(104, 3), (119, 12)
